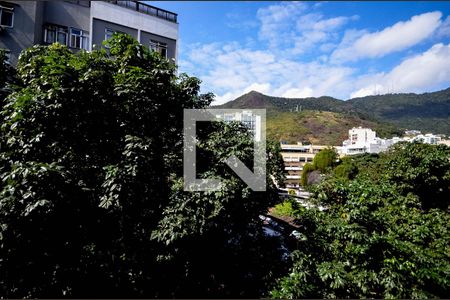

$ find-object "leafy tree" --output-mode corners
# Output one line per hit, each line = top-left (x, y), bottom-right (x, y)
(0, 49), (17, 104)
(272, 143), (450, 299)
(0, 35), (286, 298)
(383, 142), (450, 209)
(312, 147), (337, 172)
(300, 162), (313, 187)
(334, 157), (358, 180)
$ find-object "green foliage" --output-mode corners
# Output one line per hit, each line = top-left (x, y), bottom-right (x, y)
(0, 49), (17, 103)
(312, 148), (337, 172)
(301, 162), (314, 187)
(272, 143), (450, 298)
(0, 35), (286, 298)
(271, 200), (296, 218)
(348, 89), (450, 135)
(334, 157), (358, 180)
(383, 142), (450, 209)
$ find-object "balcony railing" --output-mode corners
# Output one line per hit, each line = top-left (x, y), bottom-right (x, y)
(107, 1), (177, 23)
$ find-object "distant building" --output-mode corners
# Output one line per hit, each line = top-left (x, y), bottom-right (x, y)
(404, 129), (422, 136)
(215, 110), (263, 142)
(280, 143), (329, 188)
(438, 139), (450, 147)
(0, 1), (178, 64)
(340, 127), (393, 155)
(411, 133), (441, 145)
(340, 127), (443, 155)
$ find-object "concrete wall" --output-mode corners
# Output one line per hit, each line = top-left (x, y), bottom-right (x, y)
(1, 1), (179, 64)
(140, 30), (176, 59)
(0, 1), (39, 64)
(43, 1), (90, 32)
(90, 1), (178, 59)
(91, 18), (138, 49)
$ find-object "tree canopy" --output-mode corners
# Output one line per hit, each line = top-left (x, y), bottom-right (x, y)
(0, 35), (286, 298)
(271, 142), (450, 299)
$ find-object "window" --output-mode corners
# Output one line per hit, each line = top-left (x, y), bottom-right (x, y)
(69, 28), (89, 50)
(149, 40), (167, 58)
(1, 49), (11, 64)
(104, 28), (124, 47)
(104, 28), (115, 41)
(0, 5), (14, 27)
(44, 25), (68, 46)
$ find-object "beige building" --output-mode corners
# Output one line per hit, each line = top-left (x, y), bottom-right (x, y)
(280, 143), (329, 188)
(438, 139), (450, 146)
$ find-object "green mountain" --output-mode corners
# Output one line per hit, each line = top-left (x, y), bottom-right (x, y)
(218, 88), (450, 139)
(347, 88), (450, 135)
(221, 91), (350, 113)
(266, 110), (399, 145)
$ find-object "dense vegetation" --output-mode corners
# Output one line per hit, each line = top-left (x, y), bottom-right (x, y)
(0, 35), (287, 298)
(220, 89), (450, 136)
(1, 36), (449, 299)
(272, 142), (450, 298)
(348, 90), (450, 135)
(300, 148), (337, 187)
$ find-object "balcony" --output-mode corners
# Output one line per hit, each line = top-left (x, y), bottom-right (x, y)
(285, 166), (301, 171)
(283, 158), (300, 162)
(107, 1), (177, 23)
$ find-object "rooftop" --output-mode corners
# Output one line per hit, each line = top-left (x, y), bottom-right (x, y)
(107, 0), (177, 23)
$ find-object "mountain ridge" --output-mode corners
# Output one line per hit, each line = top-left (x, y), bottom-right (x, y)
(217, 88), (450, 135)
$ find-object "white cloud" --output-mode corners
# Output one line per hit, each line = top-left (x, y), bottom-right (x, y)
(255, 2), (359, 55)
(282, 87), (314, 98)
(256, 1), (307, 47)
(437, 15), (450, 37)
(180, 40), (356, 105)
(292, 13), (358, 54)
(332, 11), (443, 62)
(350, 43), (450, 98)
(179, 5), (450, 105)
(226, 11), (258, 30)
(182, 41), (450, 104)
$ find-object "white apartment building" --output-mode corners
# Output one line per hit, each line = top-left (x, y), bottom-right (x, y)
(280, 143), (329, 188)
(412, 133), (441, 145)
(340, 127), (390, 155)
(215, 110), (263, 142)
(340, 127), (443, 155)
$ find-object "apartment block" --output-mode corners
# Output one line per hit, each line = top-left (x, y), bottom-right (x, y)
(0, 0), (178, 64)
(339, 127), (443, 156)
(215, 110), (263, 142)
(280, 143), (328, 188)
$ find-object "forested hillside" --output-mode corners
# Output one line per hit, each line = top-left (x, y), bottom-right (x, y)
(219, 89), (450, 136)
(267, 110), (400, 145)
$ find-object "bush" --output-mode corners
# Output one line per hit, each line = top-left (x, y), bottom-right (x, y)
(271, 143), (450, 299)
(271, 200), (296, 218)
(334, 159), (358, 180)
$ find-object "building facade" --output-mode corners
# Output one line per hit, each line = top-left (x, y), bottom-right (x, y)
(340, 127), (443, 156)
(280, 143), (329, 188)
(215, 110), (263, 142)
(0, 0), (178, 64)
(340, 127), (396, 155)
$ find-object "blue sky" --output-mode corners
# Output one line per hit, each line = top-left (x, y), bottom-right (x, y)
(151, 1), (450, 104)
